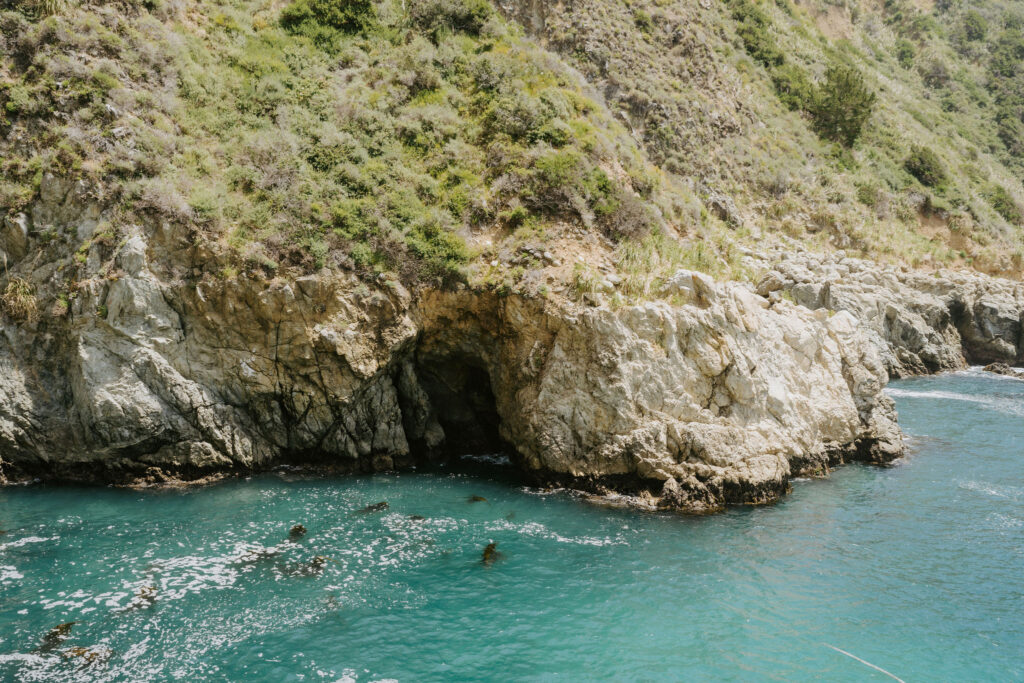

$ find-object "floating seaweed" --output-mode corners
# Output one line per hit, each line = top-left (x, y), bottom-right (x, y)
(236, 545), (283, 564)
(481, 542), (503, 566)
(63, 646), (112, 668)
(357, 502), (388, 514)
(119, 585), (158, 613)
(38, 622), (75, 652)
(468, 496), (487, 503)
(279, 555), (331, 577)
(505, 512), (516, 520)
(408, 515), (426, 521)
(288, 524), (308, 541)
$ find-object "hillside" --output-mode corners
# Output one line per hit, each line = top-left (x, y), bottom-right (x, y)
(2, 0), (1022, 318)
(503, 0), (1024, 273)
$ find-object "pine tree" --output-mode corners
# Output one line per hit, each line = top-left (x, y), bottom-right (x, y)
(810, 66), (877, 147)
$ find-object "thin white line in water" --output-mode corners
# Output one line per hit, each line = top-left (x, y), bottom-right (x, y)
(823, 643), (906, 682)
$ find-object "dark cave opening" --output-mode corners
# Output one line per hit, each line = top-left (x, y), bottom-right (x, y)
(412, 354), (509, 460)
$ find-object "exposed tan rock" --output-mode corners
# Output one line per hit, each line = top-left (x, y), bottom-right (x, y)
(0, 177), (909, 510)
(0, 217), (902, 510)
(756, 251), (1024, 377)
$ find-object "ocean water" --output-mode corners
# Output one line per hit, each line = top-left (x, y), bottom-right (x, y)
(1, 370), (1022, 682)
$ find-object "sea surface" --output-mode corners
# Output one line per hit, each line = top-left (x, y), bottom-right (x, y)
(1, 369), (1022, 681)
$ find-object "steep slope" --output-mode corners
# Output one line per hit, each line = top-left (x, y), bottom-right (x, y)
(500, 0), (1024, 273)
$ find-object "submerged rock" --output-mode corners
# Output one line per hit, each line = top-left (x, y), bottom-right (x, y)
(62, 646), (112, 668)
(288, 524), (308, 541)
(357, 502), (389, 514)
(279, 555), (329, 577)
(123, 585), (158, 611)
(982, 363), (1024, 379)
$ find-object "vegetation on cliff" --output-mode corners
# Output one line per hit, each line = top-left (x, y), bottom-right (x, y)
(0, 0), (1023, 307)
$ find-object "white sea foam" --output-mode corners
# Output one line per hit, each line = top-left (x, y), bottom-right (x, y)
(0, 654), (48, 666)
(988, 513), (1024, 529)
(885, 388), (1024, 416)
(0, 535), (57, 551)
(484, 519), (628, 547)
(959, 480), (1024, 502)
(958, 366), (1024, 381)
(0, 565), (23, 582)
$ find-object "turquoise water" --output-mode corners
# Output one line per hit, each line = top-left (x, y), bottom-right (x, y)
(1, 371), (1023, 681)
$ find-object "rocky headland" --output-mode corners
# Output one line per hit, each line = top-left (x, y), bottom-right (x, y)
(754, 249), (1024, 377)
(2, 0), (1023, 514)
(5, 179), (1024, 512)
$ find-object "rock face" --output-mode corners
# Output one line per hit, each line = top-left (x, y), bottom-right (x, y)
(417, 282), (900, 512)
(756, 252), (1024, 378)
(0, 183), (902, 510)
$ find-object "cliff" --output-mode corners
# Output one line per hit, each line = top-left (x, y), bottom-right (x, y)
(0, 176), (901, 512)
(2, 0), (1024, 511)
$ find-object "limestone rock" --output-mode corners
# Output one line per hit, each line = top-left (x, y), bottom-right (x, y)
(981, 362), (1024, 379)
(0, 225), (903, 510)
(756, 252), (1024, 377)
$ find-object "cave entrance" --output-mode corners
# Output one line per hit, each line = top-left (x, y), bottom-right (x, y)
(413, 355), (508, 459)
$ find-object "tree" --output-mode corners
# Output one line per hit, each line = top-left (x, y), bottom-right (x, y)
(809, 66), (877, 147)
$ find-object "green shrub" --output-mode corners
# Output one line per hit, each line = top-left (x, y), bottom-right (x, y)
(408, 0), (491, 38)
(634, 9), (653, 32)
(482, 91), (551, 142)
(14, 0), (68, 18)
(405, 216), (469, 283)
(770, 63), (813, 111)
(904, 145), (947, 187)
(963, 9), (987, 41)
(730, 0), (785, 68)
(280, 0), (376, 48)
(856, 183), (879, 207)
(918, 57), (950, 89)
(989, 184), (1023, 224)
(809, 66), (876, 147)
(895, 38), (915, 68)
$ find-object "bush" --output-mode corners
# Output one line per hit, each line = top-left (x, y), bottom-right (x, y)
(895, 38), (915, 68)
(405, 215), (469, 283)
(809, 66), (876, 147)
(770, 63), (813, 111)
(904, 145), (947, 187)
(730, 0), (785, 68)
(408, 0), (491, 39)
(989, 184), (1023, 224)
(963, 9), (987, 41)
(13, 0), (68, 18)
(280, 0), (376, 48)
(918, 57), (950, 89)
